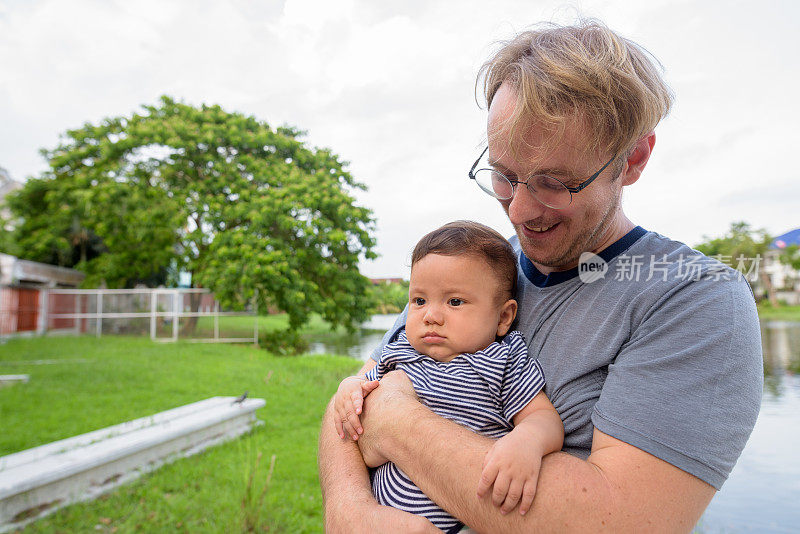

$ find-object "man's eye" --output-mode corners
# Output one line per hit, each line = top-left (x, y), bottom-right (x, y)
(412, 297), (425, 306)
(448, 298), (464, 306)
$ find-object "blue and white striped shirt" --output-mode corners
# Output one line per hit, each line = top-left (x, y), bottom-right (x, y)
(366, 330), (545, 533)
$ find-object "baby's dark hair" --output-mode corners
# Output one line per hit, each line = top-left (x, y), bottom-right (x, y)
(411, 220), (517, 301)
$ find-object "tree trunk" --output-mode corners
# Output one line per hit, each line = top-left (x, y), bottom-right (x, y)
(760, 269), (779, 307)
(179, 289), (202, 335)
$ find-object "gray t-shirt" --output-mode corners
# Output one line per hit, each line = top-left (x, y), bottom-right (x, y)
(370, 227), (762, 490)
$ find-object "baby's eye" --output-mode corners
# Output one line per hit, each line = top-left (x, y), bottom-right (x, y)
(412, 297), (425, 306)
(448, 298), (464, 307)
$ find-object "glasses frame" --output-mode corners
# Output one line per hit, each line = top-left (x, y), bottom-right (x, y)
(468, 147), (618, 208)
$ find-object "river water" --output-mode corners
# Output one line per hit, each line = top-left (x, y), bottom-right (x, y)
(696, 321), (800, 533)
(309, 316), (800, 532)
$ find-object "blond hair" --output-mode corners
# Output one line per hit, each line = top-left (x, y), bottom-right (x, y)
(479, 19), (673, 158)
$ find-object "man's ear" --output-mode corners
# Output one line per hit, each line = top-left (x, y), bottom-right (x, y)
(620, 131), (656, 186)
(496, 299), (518, 337)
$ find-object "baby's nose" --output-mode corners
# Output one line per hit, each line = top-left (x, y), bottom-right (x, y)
(423, 306), (443, 325)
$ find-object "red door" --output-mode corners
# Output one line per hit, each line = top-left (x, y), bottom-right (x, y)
(16, 288), (40, 332)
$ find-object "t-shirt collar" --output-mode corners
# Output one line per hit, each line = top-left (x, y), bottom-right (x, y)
(519, 226), (647, 288)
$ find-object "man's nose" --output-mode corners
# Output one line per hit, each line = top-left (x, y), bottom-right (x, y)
(505, 186), (547, 225)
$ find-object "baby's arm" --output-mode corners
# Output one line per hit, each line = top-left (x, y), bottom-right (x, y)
(333, 375), (380, 441)
(476, 391), (564, 515)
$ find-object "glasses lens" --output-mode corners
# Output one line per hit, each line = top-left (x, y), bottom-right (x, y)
(474, 169), (513, 199)
(529, 175), (571, 209)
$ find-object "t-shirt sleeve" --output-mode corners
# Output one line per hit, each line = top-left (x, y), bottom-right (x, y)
(368, 306), (408, 363)
(367, 331), (411, 380)
(500, 332), (547, 422)
(365, 366), (381, 381)
(592, 275), (762, 490)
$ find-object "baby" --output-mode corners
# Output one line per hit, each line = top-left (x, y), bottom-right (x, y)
(334, 220), (563, 533)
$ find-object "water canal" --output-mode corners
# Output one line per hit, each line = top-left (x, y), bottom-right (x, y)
(309, 316), (800, 532)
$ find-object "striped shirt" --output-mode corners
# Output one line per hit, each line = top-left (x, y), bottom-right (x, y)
(366, 330), (545, 533)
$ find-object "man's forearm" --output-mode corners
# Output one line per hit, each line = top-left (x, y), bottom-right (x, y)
(319, 397), (442, 534)
(318, 398), (376, 526)
(374, 399), (584, 532)
(379, 399), (711, 533)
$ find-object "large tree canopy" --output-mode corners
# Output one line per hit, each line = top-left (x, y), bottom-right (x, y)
(6, 96), (377, 330)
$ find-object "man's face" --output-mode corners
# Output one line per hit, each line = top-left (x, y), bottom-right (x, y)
(405, 253), (514, 362)
(487, 83), (627, 272)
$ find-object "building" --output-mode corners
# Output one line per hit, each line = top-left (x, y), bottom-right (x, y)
(0, 254), (85, 336)
(764, 228), (800, 304)
(369, 277), (406, 285)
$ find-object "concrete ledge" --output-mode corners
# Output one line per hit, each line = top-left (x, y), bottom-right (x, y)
(0, 396), (265, 532)
(0, 375), (28, 388)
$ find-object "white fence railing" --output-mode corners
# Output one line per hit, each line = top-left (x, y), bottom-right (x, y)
(2, 287), (258, 344)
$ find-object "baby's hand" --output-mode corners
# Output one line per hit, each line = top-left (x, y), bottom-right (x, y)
(333, 376), (379, 441)
(476, 427), (544, 516)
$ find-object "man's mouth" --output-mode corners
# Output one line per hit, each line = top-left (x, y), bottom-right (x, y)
(523, 223), (557, 232)
(521, 222), (560, 237)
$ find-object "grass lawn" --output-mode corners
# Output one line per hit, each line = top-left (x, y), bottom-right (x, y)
(192, 314), (341, 340)
(757, 304), (800, 322)
(0, 334), (361, 533)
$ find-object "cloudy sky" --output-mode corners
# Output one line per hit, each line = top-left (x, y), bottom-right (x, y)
(1, 0), (797, 278)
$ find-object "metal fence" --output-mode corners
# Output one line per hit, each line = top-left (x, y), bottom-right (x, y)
(1, 287), (257, 344)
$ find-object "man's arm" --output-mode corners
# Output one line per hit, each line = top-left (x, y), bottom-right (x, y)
(358, 371), (715, 533)
(318, 359), (440, 533)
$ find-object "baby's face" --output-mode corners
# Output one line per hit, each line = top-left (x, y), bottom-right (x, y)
(405, 253), (515, 362)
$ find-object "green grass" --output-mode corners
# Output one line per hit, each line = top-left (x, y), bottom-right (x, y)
(0, 335), (361, 533)
(191, 314), (350, 339)
(757, 304), (800, 322)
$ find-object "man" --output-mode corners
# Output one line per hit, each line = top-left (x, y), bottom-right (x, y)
(319, 19), (762, 533)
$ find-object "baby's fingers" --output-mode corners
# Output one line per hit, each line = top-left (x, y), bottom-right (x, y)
(500, 478), (524, 515)
(518, 479), (538, 516)
(341, 416), (361, 441)
(491, 472), (512, 508)
(361, 379), (380, 397)
(476, 462), (499, 498)
(334, 417), (345, 439)
(351, 390), (365, 416)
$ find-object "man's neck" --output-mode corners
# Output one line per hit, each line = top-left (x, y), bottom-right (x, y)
(533, 214), (636, 275)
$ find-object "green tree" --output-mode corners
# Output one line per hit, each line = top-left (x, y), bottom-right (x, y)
(368, 280), (410, 314)
(6, 96), (377, 331)
(0, 214), (14, 255)
(695, 221), (776, 305)
(777, 244), (800, 291)
(778, 244), (800, 271)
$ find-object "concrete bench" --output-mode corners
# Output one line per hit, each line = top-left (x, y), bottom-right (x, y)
(0, 375), (29, 388)
(0, 396), (265, 532)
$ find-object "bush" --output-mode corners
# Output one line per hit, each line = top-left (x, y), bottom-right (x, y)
(259, 329), (309, 356)
(368, 281), (409, 314)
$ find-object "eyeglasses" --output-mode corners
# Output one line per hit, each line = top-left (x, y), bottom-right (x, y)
(468, 147), (618, 209)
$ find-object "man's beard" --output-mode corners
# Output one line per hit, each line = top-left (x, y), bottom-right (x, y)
(517, 191), (622, 271)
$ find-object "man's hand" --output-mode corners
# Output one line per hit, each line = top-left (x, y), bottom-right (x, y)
(334, 376), (380, 441)
(357, 369), (418, 468)
(320, 362), (439, 534)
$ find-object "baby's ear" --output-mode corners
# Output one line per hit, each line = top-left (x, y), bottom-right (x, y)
(496, 299), (517, 337)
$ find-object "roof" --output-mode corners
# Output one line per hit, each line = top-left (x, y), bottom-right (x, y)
(0, 254), (85, 287)
(771, 228), (800, 249)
